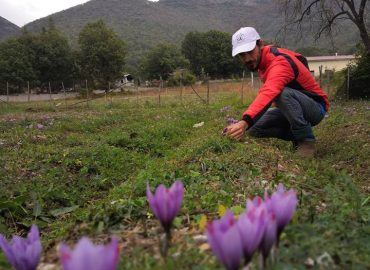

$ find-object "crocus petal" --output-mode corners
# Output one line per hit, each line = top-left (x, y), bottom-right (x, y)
(270, 185), (297, 234)
(206, 221), (225, 266)
(0, 235), (16, 268)
(237, 208), (266, 263)
(0, 225), (42, 270)
(206, 219), (243, 270)
(146, 183), (160, 219)
(103, 237), (120, 270)
(221, 224), (243, 270)
(219, 210), (236, 232)
(59, 237), (120, 270)
(59, 243), (73, 270)
(260, 212), (277, 259)
(168, 180), (184, 221)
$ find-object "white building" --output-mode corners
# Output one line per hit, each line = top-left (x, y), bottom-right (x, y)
(307, 55), (356, 76)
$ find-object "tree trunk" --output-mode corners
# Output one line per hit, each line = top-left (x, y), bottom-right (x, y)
(358, 22), (370, 55)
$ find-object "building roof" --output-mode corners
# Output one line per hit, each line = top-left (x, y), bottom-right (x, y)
(307, 55), (356, 62)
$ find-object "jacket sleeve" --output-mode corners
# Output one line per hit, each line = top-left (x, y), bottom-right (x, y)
(242, 57), (296, 127)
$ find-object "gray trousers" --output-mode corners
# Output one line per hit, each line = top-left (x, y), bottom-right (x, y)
(248, 87), (325, 141)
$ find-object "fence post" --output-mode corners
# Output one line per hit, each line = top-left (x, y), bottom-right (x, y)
(159, 76), (162, 106)
(241, 70), (245, 103)
(62, 81), (66, 106)
(180, 71), (184, 104)
(136, 79), (139, 104)
(49, 81), (52, 103)
(319, 65), (323, 87)
(207, 73), (210, 105)
(250, 72), (254, 90)
(347, 67), (350, 100)
(6, 82), (9, 103)
(86, 79), (89, 108)
(105, 82), (108, 104)
(109, 82), (112, 105)
(27, 81), (30, 102)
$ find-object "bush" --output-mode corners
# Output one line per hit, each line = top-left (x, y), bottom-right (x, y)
(167, 69), (196, 87)
(349, 52), (370, 99)
(334, 45), (370, 99)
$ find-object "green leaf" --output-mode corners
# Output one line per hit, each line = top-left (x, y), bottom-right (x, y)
(49, 206), (79, 217)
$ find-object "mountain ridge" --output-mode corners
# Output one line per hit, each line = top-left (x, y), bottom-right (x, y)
(0, 16), (20, 40)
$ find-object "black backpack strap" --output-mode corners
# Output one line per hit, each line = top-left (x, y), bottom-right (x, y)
(270, 47), (299, 79)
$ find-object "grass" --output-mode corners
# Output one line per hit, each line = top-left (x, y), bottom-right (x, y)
(0, 88), (369, 269)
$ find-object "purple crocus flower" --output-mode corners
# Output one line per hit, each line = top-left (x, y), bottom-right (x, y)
(227, 117), (238, 125)
(220, 106), (231, 113)
(0, 224), (42, 270)
(206, 210), (243, 270)
(267, 183), (298, 237)
(59, 237), (120, 270)
(146, 180), (184, 232)
(237, 205), (266, 264)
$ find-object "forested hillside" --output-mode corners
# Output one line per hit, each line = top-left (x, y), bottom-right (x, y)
(0, 17), (19, 41)
(21, 0), (358, 69)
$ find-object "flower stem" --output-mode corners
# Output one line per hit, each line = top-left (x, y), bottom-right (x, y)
(160, 230), (172, 259)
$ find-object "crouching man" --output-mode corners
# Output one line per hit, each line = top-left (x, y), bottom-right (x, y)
(226, 27), (329, 158)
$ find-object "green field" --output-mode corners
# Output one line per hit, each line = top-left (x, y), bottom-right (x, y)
(0, 90), (369, 269)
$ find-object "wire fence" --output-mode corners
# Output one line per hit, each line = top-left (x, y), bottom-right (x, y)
(0, 73), (264, 109)
(0, 70), (339, 110)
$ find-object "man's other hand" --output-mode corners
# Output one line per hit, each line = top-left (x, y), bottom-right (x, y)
(225, 120), (248, 141)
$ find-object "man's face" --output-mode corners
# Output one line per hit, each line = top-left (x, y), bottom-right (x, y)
(239, 44), (262, 72)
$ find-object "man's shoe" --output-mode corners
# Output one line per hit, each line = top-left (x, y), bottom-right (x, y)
(296, 140), (316, 158)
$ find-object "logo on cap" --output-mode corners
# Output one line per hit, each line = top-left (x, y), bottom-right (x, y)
(236, 33), (244, 43)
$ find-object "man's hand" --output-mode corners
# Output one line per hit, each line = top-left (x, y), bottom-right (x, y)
(225, 120), (248, 141)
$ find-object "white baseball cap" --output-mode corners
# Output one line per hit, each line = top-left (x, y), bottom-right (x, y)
(232, 27), (261, 57)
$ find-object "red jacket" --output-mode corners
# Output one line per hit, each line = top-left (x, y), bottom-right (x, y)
(242, 45), (329, 127)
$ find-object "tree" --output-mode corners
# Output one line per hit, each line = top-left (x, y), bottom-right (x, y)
(182, 30), (243, 78)
(278, 0), (370, 55)
(34, 24), (73, 84)
(0, 37), (37, 92)
(78, 20), (126, 88)
(140, 43), (189, 80)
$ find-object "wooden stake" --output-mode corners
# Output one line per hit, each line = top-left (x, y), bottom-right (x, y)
(27, 81), (30, 102)
(49, 81), (52, 103)
(86, 79), (89, 108)
(6, 82), (9, 103)
(207, 74), (210, 105)
(241, 70), (245, 103)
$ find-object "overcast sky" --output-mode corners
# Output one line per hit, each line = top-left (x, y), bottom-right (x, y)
(0, 0), (159, 27)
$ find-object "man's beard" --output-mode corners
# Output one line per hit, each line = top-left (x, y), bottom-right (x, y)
(244, 48), (261, 72)
(245, 62), (258, 72)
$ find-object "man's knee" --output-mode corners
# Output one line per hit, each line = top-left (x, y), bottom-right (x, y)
(276, 87), (295, 104)
(248, 126), (262, 138)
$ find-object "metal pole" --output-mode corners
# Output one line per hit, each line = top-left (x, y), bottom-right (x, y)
(241, 71), (245, 103)
(62, 82), (66, 106)
(180, 71), (183, 104)
(6, 82), (9, 103)
(250, 72), (254, 90)
(207, 74), (210, 105)
(85, 79), (89, 108)
(109, 82), (112, 105)
(49, 81), (52, 103)
(159, 76), (162, 106)
(347, 67), (350, 100)
(27, 81), (30, 102)
(105, 83), (108, 104)
(136, 80), (139, 104)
